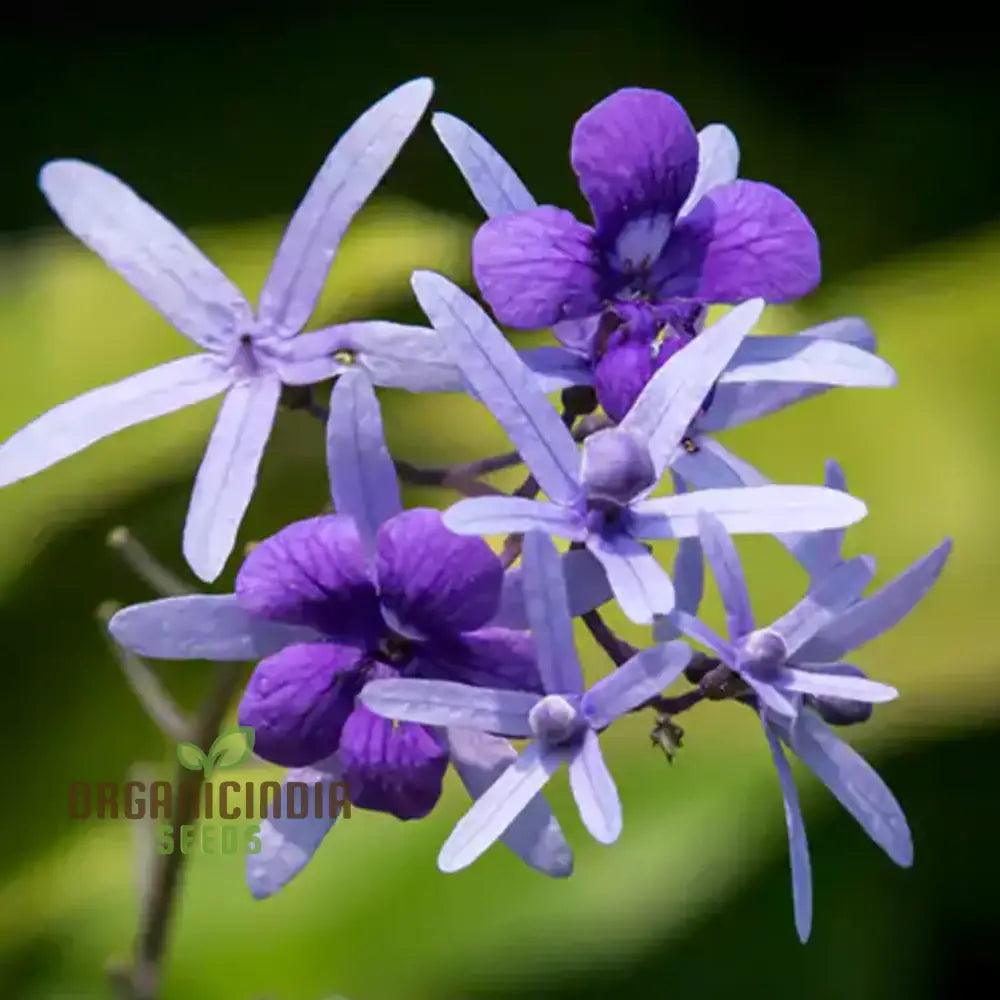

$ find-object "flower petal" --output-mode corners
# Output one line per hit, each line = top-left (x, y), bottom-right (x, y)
(108, 594), (319, 661)
(654, 475), (705, 642)
(586, 532), (675, 625)
(470, 208), (602, 328)
(238, 642), (362, 767)
(438, 741), (563, 872)
(671, 609), (734, 662)
(583, 641), (691, 729)
(446, 728), (573, 878)
(183, 374), (281, 582)
(0, 355), (231, 489)
(786, 710), (913, 866)
(654, 180), (820, 304)
(375, 508), (502, 637)
(678, 124), (740, 219)
(520, 347), (594, 392)
(326, 368), (401, 554)
(258, 78), (433, 336)
(570, 88), (698, 240)
(798, 540), (952, 663)
(778, 668), (898, 704)
(804, 459), (850, 580)
(245, 756), (348, 899)
(695, 511), (755, 639)
(762, 722), (813, 943)
(568, 729), (622, 844)
(620, 299), (764, 475)
(521, 532), (584, 695)
(412, 271), (584, 503)
(769, 556), (876, 655)
(423, 628), (543, 693)
(39, 160), (250, 350)
(431, 112), (537, 217)
(443, 496), (586, 540)
(339, 706), (449, 820)
(553, 315), (601, 354)
(360, 677), (536, 736)
(235, 515), (381, 644)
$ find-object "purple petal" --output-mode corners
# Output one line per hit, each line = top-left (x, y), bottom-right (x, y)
(553, 315), (601, 354)
(359, 677), (536, 736)
(586, 532), (675, 625)
(493, 548), (613, 628)
(275, 322), (465, 393)
(671, 609), (734, 662)
(470, 208), (602, 328)
(520, 347), (595, 392)
(568, 729), (622, 844)
(431, 112), (537, 217)
(411, 271), (583, 503)
(108, 595), (319, 661)
(238, 642), (361, 767)
(246, 756), (347, 899)
(770, 556), (876, 655)
(786, 710), (912, 866)
(183, 374), (281, 582)
(695, 511), (755, 639)
(762, 722), (813, 943)
(798, 540), (952, 663)
(39, 160), (250, 351)
(592, 333), (659, 424)
(375, 508), (502, 637)
(235, 515), (381, 643)
(443, 496), (586, 540)
(326, 369), (401, 553)
(0, 355), (231, 488)
(339, 706), (448, 820)
(257, 78), (433, 337)
(583, 641), (691, 728)
(570, 88), (698, 240)
(438, 740), (563, 872)
(521, 532), (584, 695)
(678, 124), (740, 219)
(422, 628), (543, 693)
(778, 668), (898, 703)
(720, 336), (896, 388)
(654, 180), (820, 304)
(620, 299), (763, 475)
(629, 484), (867, 539)
(446, 728), (573, 877)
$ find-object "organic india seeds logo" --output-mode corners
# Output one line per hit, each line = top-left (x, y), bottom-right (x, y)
(69, 726), (352, 857)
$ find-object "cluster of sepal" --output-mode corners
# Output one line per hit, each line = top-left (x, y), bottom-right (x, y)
(1, 78), (950, 942)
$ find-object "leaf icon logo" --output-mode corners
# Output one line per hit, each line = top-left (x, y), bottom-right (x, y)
(176, 726), (255, 778)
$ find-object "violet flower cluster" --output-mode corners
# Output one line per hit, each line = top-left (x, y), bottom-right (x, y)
(2, 78), (950, 942)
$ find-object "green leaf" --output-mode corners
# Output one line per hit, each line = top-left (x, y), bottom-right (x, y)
(207, 726), (255, 772)
(176, 743), (207, 773)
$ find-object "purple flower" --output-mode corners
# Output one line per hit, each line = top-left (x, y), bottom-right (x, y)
(666, 511), (950, 940)
(360, 531), (693, 870)
(410, 271), (868, 624)
(0, 78), (466, 582)
(108, 368), (573, 894)
(434, 109), (894, 424)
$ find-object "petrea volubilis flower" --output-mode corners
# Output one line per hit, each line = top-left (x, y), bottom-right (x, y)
(360, 531), (693, 870)
(109, 368), (574, 895)
(0, 78), (465, 582)
(410, 271), (868, 624)
(434, 109), (894, 421)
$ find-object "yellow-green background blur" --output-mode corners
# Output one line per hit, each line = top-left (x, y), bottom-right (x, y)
(1, 10), (997, 999)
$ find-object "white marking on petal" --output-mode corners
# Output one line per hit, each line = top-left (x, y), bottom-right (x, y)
(612, 213), (673, 274)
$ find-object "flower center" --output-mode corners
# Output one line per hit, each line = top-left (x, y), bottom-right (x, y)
(231, 334), (262, 379)
(528, 694), (584, 746)
(581, 427), (656, 506)
(610, 212), (673, 278)
(375, 632), (416, 669)
(736, 629), (788, 681)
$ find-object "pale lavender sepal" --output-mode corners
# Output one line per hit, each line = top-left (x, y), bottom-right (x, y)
(39, 160), (250, 351)
(359, 678), (536, 736)
(778, 668), (898, 704)
(567, 729), (622, 844)
(677, 124), (740, 219)
(443, 496), (586, 541)
(695, 511), (755, 639)
(750, 678), (799, 719)
(257, 78), (433, 337)
(183, 374), (282, 582)
(411, 271), (582, 505)
(583, 641), (691, 729)
(719, 336), (896, 388)
(431, 112), (537, 217)
(586, 532), (674, 625)
(246, 756), (347, 899)
(805, 459), (850, 580)
(671, 609), (734, 661)
(786, 711), (913, 866)
(438, 741), (563, 873)
(326, 369), (401, 553)
(108, 595), (320, 661)
(519, 346), (595, 392)
(620, 299), (764, 475)
(0, 355), (232, 489)
(446, 728), (573, 878)
(763, 722), (813, 943)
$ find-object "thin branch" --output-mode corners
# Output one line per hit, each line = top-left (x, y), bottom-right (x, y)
(107, 528), (194, 598)
(581, 609), (639, 666)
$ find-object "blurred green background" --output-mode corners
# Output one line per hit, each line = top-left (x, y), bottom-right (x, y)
(1, 8), (997, 999)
